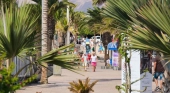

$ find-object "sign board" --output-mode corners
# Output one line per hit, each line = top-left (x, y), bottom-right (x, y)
(121, 50), (152, 93)
(112, 51), (119, 67)
(107, 42), (118, 50)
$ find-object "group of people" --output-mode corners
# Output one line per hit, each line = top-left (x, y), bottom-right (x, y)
(79, 37), (105, 72)
(81, 52), (97, 72)
(81, 37), (95, 53)
(81, 37), (104, 54)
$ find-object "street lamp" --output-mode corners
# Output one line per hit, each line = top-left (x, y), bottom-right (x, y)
(66, 5), (70, 46)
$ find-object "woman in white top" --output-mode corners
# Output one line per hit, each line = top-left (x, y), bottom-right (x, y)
(82, 54), (88, 71)
(91, 53), (97, 72)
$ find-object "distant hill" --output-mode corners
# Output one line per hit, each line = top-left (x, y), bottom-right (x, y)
(18, 0), (93, 12)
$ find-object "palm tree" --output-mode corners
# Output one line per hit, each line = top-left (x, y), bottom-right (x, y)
(70, 11), (87, 44)
(55, 9), (68, 48)
(87, 7), (113, 63)
(0, 3), (39, 65)
(0, 0), (80, 86)
(47, 0), (75, 51)
(87, 7), (102, 53)
(40, 0), (48, 84)
(102, 1), (170, 89)
(92, 0), (106, 5)
(32, 0), (75, 50)
(33, 0), (75, 84)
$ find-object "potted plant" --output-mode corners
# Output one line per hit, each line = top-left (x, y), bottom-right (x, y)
(68, 77), (98, 93)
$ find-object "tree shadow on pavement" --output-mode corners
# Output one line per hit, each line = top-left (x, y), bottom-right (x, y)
(91, 78), (121, 82)
(97, 56), (104, 60)
(22, 83), (70, 89)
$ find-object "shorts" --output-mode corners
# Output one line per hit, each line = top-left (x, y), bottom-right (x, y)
(154, 72), (164, 80)
(91, 62), (97, 66)
(83, 62), (87, 66)
(88, 60), (91, 63)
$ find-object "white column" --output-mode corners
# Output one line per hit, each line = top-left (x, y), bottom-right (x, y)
(66, 5), (70, 46)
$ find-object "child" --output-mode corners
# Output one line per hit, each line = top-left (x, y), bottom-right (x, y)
(91, 53), (97, 72)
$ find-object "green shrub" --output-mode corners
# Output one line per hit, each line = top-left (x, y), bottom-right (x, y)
(0, 64), (37, 93)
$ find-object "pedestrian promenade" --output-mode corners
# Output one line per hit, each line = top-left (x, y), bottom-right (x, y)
(16, 44), (157, 93)
(16, 61), (121, 93)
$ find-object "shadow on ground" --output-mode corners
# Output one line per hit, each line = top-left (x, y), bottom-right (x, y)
(21, 82), (70, 89)
(97, 56), (104, 60)
(91, 78), (121, 82)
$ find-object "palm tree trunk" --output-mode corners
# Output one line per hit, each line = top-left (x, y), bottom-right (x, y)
(101, 32), (112, 65)
(74, 34), (77, 45)
(56, 31), (60, 48)
(41, 0), (48, 84)
(94, 31), (96, 54)
(47, 14), (55, 52)
(47, 37), (52, 51)
(60, 32), (65, 47)
(35, 31), (41, 60)
(104, 46), (109, 66)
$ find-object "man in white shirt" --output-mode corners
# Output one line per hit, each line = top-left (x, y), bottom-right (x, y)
(82, 54), (88, 71)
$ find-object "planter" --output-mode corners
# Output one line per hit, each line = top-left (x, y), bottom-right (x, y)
(113, 66), (119, 70)
(101, 66), (106, 69)
(53, 65), (62, 76)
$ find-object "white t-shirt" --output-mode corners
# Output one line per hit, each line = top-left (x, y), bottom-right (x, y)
(91, 55), (97, 62)
(82, 55), (87, 62)
(90, 41), (93, 46)
(82, 42), (85, 46)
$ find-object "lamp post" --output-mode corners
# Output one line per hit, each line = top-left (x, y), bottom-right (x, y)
(53, 5), (70, 76)
(66, 5), (70, 46)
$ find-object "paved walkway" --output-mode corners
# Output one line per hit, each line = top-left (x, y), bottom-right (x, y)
(16, 45), (122, 93)
(16, 44), (158, 93)
(16, 61), (121, 93)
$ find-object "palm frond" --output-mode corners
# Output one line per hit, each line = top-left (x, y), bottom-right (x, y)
(36, 44), (82, 75)
(0, 3), (39, 59)
(68, 77), (98, 93)
(129, 26), (170, 55)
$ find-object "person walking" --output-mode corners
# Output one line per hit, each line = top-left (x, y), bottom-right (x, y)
(154, 53), (165, 91)
(85, 37), (90, 45)
(81, 40), (85, 49)
(90, 39), (94, 48)
(86, 44), (91, 54)
(91, 53), (97, 72)
(82, 54), (88, 71)
(87, 53), (91, 68)
(98, 42), (104, 54)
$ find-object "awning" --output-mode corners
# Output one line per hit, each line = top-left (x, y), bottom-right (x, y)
(107, 42), (118, 50)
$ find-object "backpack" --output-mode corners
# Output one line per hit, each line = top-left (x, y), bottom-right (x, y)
(155, 59), (165, 73)
(92, 47), (95, 51)
(86, 45), (90, 50)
